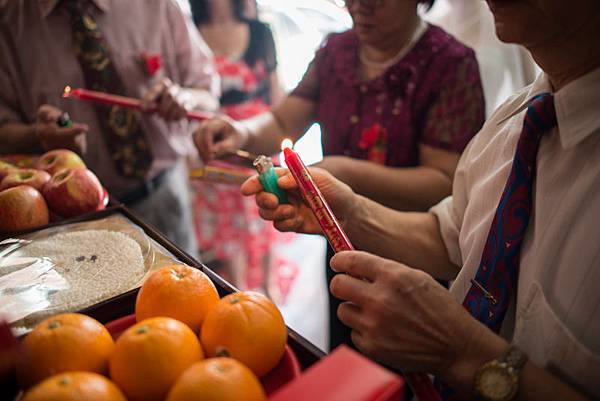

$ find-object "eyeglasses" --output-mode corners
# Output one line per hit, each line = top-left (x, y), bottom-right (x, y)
(345, 0), (385, 10)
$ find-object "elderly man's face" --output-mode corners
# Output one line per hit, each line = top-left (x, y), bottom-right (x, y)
(486, 0), (599, 48)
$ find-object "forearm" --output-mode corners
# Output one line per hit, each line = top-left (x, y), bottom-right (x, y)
(345, 195), (459, 280)
(0, 122), (41, 154)
(241, 95), (316, 156)
(515, 363), (592, 401)
(241, 112), (289, 156)
(446, 329), (592, 401)
(337, 158), (453, 211)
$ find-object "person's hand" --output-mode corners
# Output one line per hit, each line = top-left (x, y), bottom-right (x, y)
(141, 77), (188, 121)
(330, 251), (508, 393)
(193, 116), (249, 162)
(35, 105), (88, 152)
(241, 167), (357, 234)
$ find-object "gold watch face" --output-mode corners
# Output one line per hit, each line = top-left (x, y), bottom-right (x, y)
(476, 364), (518, 401)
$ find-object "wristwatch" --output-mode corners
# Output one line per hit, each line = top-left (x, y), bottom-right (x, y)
(473, 345), (528, 401)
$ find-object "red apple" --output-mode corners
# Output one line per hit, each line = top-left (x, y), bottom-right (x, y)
(0, 185), (50, 233)
(0, 160), (17, 181)
(42, 168), (104, 218)
(36, 149), (86, 175)
(0, 169), (51, 192)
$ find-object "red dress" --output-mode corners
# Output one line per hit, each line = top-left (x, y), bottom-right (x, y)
(192, 21), (295, 293)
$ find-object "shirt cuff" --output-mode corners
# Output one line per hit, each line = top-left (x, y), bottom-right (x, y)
(429, 196), (462, 267)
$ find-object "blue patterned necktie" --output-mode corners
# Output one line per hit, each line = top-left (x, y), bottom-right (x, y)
(438, 93), (557, 399)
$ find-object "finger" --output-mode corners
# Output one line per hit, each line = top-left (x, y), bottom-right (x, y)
(141, 79), (167, 110)
(337, 302), (366, 332)
(257, 204), (296, 222)
(211, 138), (236, 158)
(330, 273), (372, 305)
(277, 172), (299, 190)
(37, 105), (62, 123)
(199, 119), (226, 159)
(193, 127), (211, 162)
(163, 98), (185, 121)
(350, 330), (371, 356)
(240, 175), (263, 196)
(57, 124), (89, 138)
(255, 191), (281, 209)
(330, 251), (381, 282)
(273, 217), (304, 233)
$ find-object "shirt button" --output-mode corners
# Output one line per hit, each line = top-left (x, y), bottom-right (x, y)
(350, 115), (359, 124)
(360, 85), (367, 93)
(376, 107), (382, 115)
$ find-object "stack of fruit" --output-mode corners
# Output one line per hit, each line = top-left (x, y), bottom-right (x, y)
(0, 149), (106, 234)
(18, 264), (288, 401)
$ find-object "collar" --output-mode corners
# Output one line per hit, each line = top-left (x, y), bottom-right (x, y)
(497, 67), (600, 149)
(39, 0), (110, 18)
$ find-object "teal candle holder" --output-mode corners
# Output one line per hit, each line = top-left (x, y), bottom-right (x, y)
(253, 155), (288, 204)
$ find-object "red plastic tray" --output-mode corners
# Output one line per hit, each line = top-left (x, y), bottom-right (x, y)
(105, 314), (301, 395)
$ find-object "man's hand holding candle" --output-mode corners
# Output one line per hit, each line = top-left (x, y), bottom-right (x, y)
(141, 77), (219, 121)
(141, 77), (188, 121)
(35, 105), (88, 153)
(241, 167), (356, 234)
(242, 161), (510, 398)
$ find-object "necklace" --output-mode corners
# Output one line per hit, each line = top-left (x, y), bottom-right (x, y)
(358, 18), (427, 70)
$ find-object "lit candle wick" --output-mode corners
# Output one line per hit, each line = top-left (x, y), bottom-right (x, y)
(62, 86), (72, 98)
(281, 138), (294, 150)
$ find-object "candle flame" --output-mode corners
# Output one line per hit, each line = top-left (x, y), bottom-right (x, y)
(62, 86), (72, 98)
(281, 138), (294, 150)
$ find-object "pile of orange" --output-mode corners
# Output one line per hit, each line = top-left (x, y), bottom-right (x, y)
(19, 263), (288, 401)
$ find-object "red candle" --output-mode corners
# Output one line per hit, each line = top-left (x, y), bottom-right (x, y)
(62, 86), (211, 121)
(283, 145), (442, 401)
(283, 146), (352, 252)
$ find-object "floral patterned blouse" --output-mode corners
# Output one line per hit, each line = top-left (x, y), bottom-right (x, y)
(291, 24), (485, 166)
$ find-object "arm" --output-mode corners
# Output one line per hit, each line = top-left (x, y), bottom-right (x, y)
(0, 122), (39, 154)
(269, 71), (285, 106)
(318, 144), (460, 211)
(194, 94), (316, 161)
(194, 39), (323, 161)
(0, 105), (88, 154)
(241, 167), (458, 279)
(330, 252), (593, 401)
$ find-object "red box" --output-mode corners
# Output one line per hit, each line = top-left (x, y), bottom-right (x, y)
(268, 345), (405, 401)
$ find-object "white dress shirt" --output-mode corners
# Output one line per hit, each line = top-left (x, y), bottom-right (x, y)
(431, 68), (600, 397)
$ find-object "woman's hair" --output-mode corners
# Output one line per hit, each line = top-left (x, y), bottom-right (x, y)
(420, 0), (436, 11)
(189, 0), (247, 25)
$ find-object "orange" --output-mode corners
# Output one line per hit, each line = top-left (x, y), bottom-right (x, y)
(21, 371), (126, 401)
(166, 357), (266, 401)
(17, 313), (114, 388)
(200, 291), (287, 377)
(135, 264), (219, 332)
(109, 316), (204, 401)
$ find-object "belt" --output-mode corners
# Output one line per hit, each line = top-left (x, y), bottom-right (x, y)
(117, 168), (171, 206)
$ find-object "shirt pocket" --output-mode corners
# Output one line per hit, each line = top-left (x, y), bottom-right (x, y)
(513, 282), (600, 398)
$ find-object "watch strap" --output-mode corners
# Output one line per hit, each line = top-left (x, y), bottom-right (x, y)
(501, 345), (529, 374)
